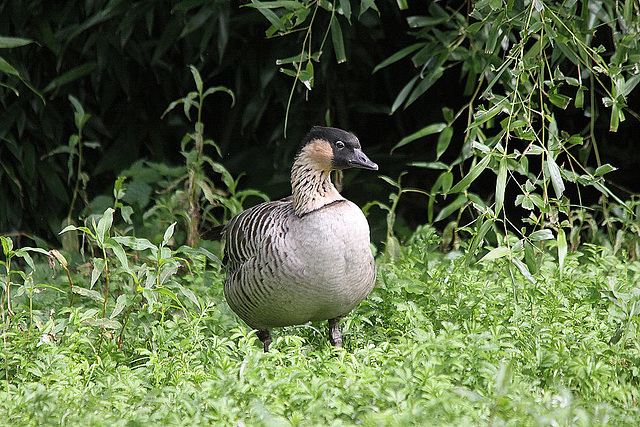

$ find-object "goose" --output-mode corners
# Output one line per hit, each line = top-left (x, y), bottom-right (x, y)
(218, 126), (378, 352)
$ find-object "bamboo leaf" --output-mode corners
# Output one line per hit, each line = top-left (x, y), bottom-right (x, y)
(448, 154), (492, 194)
(479, 246), (510, 262)
(392, 123), (446, 153)
(163, 222), (177, 247)
(330, 16), (346, 63)
(436, 126), (453, 160)
(434, 194), (467, 222)
(373, 43), (423, 73)
(390, 75), (418, 114)
(557, 228), (567, 278)
(43, 62), (97, 93)
(495, 157), (507, 216)
(73, 286), (105, 303)
(545, 155), (565, 198)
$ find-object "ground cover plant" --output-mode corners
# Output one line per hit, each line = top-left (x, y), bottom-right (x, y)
(2, 0), (640, 425)
(2, 223), (640, 425)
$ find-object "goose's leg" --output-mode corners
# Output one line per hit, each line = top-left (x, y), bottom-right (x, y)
(328, 317), (343, 347)
(257, 329), (272, 352)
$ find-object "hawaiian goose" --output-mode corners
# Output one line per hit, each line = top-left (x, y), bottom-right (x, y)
(219, 126), (378, 352)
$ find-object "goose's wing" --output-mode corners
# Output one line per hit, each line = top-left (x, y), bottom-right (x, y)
(222, 197), (294, 270)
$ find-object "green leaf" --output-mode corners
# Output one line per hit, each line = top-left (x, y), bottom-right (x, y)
(180, 285), (201, 309)
(113, 236), (157, 252)
(529, 229), (554, 241)
(330, 16), (346, 64)
(435, 194), (467, 222)
(0, 56), (19, 76)
(545, 155), (565, 198)
(110, 294), (128, 319)
(85, 318), (122, 330)
(495, 157), (507, 216)
(96, 208), (115, 245)
(91, 258), (105, 290)
(469, 97), (509, 129)
(1, 236), (13, 255)
(557, 228), (567, 278)
(339, 0), (352, 21)
(436, 127), (453, 160)
(466, 216), (494, 262)
(163, 222), (177, 247)
(0, 36), (34, 48)
(390, 75), (418, 115)
(479, 246), (510, 262)
(549, 93), (572, 109)
(512, 257), (536, 284)
(392, 123), (446, 153)
(448, 154), (492, 194)
(594, 164), (617, 177)
(189, 65), (203, 93)
(373, 43), (423, 73)
(43, 62), (98, 93)
(73, 286), (105, 303)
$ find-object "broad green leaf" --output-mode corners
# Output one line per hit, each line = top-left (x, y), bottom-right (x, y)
(512, 258), (536, 284)
(405, 66), (444, 108)
(448, 154), (492, 194)
(91, 258), (106, 290)
(466, 216), (494, 263)
(409, 161), (449, 170)
(96, 208), (115, 245)
(557, 228), (567, 278)
(110, 294), (128, 319)
(1, 236), (13, 255)
(495, 157), (507, 216)
(479, 246), (510, 262)
(434, 194), (467, 222)
(189, 65), (203, 93)
(0, 56), (19, 76)
(469, 97), (509, 129)
(113, 236), (157, 252)
(163, 222), (177, 247)
(529, 229), (554, 241)
(594, 164), (617, 177)
(339, 0), (352, 21)
(373, 43), (423, 73)
(524, 240), (538, 275)
(549, 93), (572, 109)
(0, 36), (34, 48)
(105, 238), (129, 271)
(392, 123), (446, 153)
(180, 285), (201, 309)
(85, 318), (122, 330)
(390, 75), (418, 114)
(545, 155), (565, 198)
(73, 286), (105, 303)
(436, 127), (453, 160)
(43, 62), (98, 92)
(330, 16), (346, 63)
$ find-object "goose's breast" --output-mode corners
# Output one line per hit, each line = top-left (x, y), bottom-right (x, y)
(284, 201), (376, 318)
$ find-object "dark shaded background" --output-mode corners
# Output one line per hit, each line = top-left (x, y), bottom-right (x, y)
(1, 0), (638, 246)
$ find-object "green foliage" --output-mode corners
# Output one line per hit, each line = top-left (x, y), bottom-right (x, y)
(3, 225), (640, 424)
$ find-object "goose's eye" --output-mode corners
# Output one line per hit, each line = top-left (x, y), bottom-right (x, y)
(335, 140), (345, 149)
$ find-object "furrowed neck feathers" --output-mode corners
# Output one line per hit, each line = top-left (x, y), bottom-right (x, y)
(291, 140), (343, 217)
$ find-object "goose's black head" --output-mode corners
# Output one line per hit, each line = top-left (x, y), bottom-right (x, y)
(299, 126), (378, 172)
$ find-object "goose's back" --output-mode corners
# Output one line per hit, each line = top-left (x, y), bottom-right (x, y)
(223, 198), (376, 329)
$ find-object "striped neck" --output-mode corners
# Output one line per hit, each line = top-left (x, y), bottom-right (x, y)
(291, 153), (343, 217)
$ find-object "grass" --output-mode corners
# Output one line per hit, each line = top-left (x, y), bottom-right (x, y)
(2, 226), (640, 425)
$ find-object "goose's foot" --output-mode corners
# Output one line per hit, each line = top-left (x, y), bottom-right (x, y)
(257, 329), (272, 352)
(328, 317), (343, 347)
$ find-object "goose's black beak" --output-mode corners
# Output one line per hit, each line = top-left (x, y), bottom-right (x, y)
(349, 148), (378, 171)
